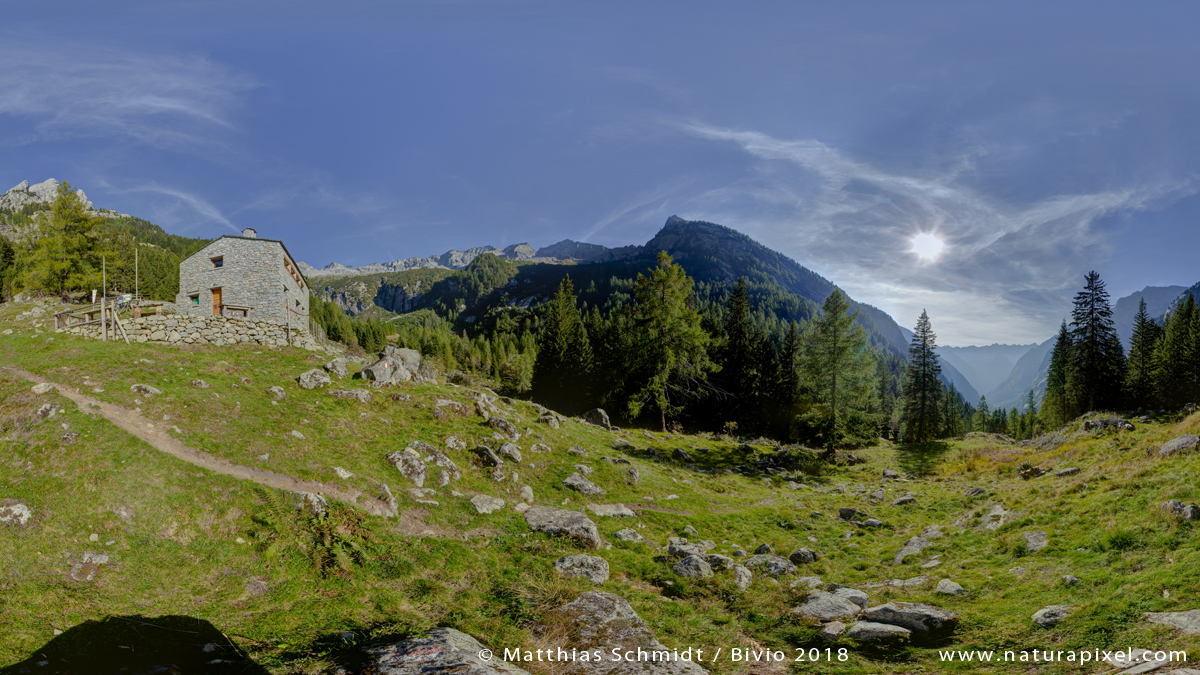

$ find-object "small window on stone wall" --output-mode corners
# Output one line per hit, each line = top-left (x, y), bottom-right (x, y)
(190, 295), (200, 306)
(211, 256), (224, 268)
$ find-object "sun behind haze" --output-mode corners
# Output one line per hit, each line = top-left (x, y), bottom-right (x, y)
(910, 233), (945, 261)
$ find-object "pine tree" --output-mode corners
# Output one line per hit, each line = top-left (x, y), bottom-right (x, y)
(718, 277), (762, 427)
(1124, 297), (1162, 409)
(801, 289), (878, 446)
(902, 309), (942, 443)
(973, 395), (990, 432)
(627, 252), (717, 431)
(1041, 321), (1074, 426)
(1153, 294), (1197, 409)
(532, 275), (594, 414)
(1068, 271), (1122, 411)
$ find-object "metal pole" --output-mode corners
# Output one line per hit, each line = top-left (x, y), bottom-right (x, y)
(135, 246), (138, 304)
(102, 257), (107, 341)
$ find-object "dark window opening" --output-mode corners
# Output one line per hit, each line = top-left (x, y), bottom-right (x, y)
(211, 256), (224, 268)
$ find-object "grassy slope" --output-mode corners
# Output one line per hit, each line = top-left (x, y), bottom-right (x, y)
(1, 298), (1198, 674)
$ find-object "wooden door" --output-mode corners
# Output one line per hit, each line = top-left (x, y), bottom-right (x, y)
(212, 287), (222, 316)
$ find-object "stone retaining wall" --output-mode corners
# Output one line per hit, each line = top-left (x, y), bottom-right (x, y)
(60, 314), (324, 351)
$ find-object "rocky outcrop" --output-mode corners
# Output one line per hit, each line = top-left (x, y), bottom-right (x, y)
(361, 346), (422, 384)
(1160, 434), (1200, 457)
(333, 627), (531, 674)
(1144, 609), (1200, 634)
(1032, 605), (1074, 627)
(524, 507), (603, 549)
(555, 554), (610, 584)
(534, 240), (642, 263)
(794, 591), (860, 621)
(862, 603), (958, 633)
(537, 591), (709, 674)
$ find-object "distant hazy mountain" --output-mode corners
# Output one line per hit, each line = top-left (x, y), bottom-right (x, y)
(935, 344), (1037, 399)
(299, 243), (543, 278)
(983, 337), (1056, 410)
(1114, 285), (1187, 347)
(898, 327), (981, 404)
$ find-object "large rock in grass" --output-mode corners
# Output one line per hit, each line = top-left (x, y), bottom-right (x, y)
(298, 369), (332, 389)
(341, 627), (531, 674)
(555, 554), (610, 584)
(847, 621), (911, 642)
(1022, 531), (1049, 552)
(862, 602), (958, 633)
(582, 408), (611, 428)
(0, 499), (32, 527)
(524, 507), (602, 549)
(470, 494), (506, 514)
(537, 591), (709, 674)
(324, 356), (349, 378)
(742, 554), (796, 576)
(564, 472), (606, 495)
(1144, 609), (1200, 634)
(331, 388), (372, 403)
(793, 591), (860, 621)
(1032, 605), (1074, 627)
(1160, 434), (1200, 457)
(386, 451), (426, 487)
(894, 537), (936, 564)
(672, 555), (712, 578)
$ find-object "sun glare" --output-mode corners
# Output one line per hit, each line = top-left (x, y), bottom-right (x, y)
(911, 233), (945, 261)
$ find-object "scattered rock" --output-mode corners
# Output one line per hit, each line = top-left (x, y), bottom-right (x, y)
(682, 525), (698, 535)
(567, 446), (588, 457)
(791, 576), (824, 590)
(346, 627), (532, 675)
(130, 384), (162, 395)
(324, 356), (349, 378)
(818, 621), (846, 641)
(530, 442), (551, 453)
(36, 403), (57, 419)
(520, 485), (535, 503)
(0, 500), (32, 527)
(964, 487), (985, 497)
(582, 408), (611, 428)
(1159, 434), (1199, 457)
(1162, 499), (1200, 520)
(613, 528), (644, 542)
(788, 548), (820, 565)
(862, 602), (958, 633)
(1054, 467), (1081, 477)
(497, 442), (523, 463)
(936, 579), (965, 595)
(1144, 609), (1200, 634)
(333, 466), (353, 479)
(1063, 575), (1080, 586)
(1022, 531), (1049, 552)
(891, 495), (916, 506)
(883, 469), (900, 479)
(330, 388), (372, 403)
(794, 591), (861, 621)
(470, 494), (506, 514)
(191, 379), (211, 388)
(555, 554), (611, 584)
(586, 503), (636, 517)
(673, 554), (713, 578)
(742, 554), (797, 576)
(524, 507), (602, 549)
(290, 430), (305, 439)
(754, 543), (774, 554)
(266, 385), (286, 400)
(574, 464), (594, 476)
(894, 536), (936, 565)
(298, 369), (332, 389)
(981, 504), (1011, 530)
(31, 383), (54, 395)
(732, 564), (753, 590)
(829, 586), (870, 609)
(705, 554), (734, 570)
(488, 416), (521, 441)
(624, 465), (640, 486)
(386, 451), (426, 487)
(847, 621), (911, 642)
(564, 472), (606, 495)
(1032, 605), (1075, 627)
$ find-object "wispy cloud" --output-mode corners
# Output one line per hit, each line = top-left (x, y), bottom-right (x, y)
(126, 185), (241, 233)
(0, 41), (255, 151)
(680, 123), (1196, 344)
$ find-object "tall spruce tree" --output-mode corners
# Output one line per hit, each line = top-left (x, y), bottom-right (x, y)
(627, 252), (717, 431)
(1153, 294), (1197, 409)
(800, 289), (877, 447)
(1041, 321), (1074, 427)
(532, 275), (593, 414)
(1124, 297), (1162, 409)
(718, 277), (761, 427)
(902, 309), (942, 443)
(1067, 271), (1123, 411)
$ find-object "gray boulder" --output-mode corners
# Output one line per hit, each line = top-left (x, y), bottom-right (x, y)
(891, 495), (916, 506)
(555, 554), (610, 584)
(706, 554), (735, 571)
(564, 472), (606, 495)
(586, 503), (636, 517)
(667, 542), (708, 558)
(1160, 434), (1199, 457)
(1055, 467), (1081, 477)
(613, 528), (644, 542)
(298, 369), (332, 389)
(847, 621), (911, 642)
(981, 504), (1011, 530)
(742, 554), (796, 576)
(488, 416), (521, 441)
(1032, 605), (1075, 627)
(1162, 499), (1200, 520)
(894, 537), (936, 564)
(732, 565), (753, 590)
(754, 543), (774, 554)
(324, 356), (349, 378)
(470, 494), (506, 514)
(829, 586), (870, 609)
(31, 383), (54, 395)
(788, 548), (820, 565)
(1023, 531), (1049, 552)
(862, 602), (958, 633)
(0, 499), (32, 527)
(582, 408), (611, 428)
(936, 579), (965, 595)
(497, 442), (523, 463)
(266, 385), (286, 400)
(538, 591), (709, 674)
(331, 389), (372, 403)
(130, 383), (162, 395)
(672, 554), (713, 578)
(794, 591), (860, 621)
(386, 451), (426, 487)
(348, 627), (531, 674)
(818, 621), (846, 641)
(475, 446), (505, 467)
(524, 507), (602, 549)
(1144, 609), (1200, 634)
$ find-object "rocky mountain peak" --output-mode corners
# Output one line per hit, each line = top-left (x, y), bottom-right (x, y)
(2, 178), (102, 213)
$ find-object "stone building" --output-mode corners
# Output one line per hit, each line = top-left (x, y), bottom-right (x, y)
(176, 228), (310, 327)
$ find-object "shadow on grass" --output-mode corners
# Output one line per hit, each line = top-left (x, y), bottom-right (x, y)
(0, 615), (268, 675)
(896, 441), (954, 478)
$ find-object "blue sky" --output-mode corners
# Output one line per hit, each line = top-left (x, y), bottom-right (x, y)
(4, 1), (1200, 345)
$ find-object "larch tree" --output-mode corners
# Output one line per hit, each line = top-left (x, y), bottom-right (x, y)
(902, 309), (943, 443)
(20, 181), (105, 301)
(627, 251), (717, 432)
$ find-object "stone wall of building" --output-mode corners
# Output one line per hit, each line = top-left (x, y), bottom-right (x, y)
(60, 314), (329, 352)
(176, 236), (309, 325)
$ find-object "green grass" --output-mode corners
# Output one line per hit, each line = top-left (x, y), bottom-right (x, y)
(1, 297), (1199, 673)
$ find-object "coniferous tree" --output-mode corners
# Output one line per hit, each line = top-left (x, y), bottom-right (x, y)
(1041, 321), (1074, 426)
(973, 396), (990, 432)
(1067, 271), (1122, 411)
(627, 252), (717, 431)
(717, 277), (764, 428)
(1153, 294), (1197, 409)
(801, 289), (878, 446)
(902, 309), (942, 443)
(532, 275), (594, 414)
(20, 181), (106, 301)
(1124, 297), (1163, 409)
